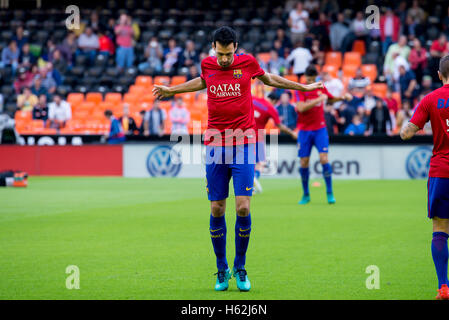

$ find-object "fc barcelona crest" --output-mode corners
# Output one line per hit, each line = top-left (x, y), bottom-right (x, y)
(233, 69), (242, 79)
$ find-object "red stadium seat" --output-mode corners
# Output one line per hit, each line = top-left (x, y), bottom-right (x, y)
(342, 64), (358, 78)
(352, 40), (366, 56)
(361, 64), (378, 82)
(171, 75), (187, 85)
(67, 93), (85, 106)
(85, 92), (103, 105)
(322, 65), (339, 78)
(343, 52), (362, 67)
(105, 92), (122, 105)
(257, 52), (271, 64)
(324, 52), (342, 68)
(135, 75), (153, 87)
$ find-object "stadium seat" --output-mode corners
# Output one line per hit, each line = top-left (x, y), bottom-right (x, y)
(371, 83), (388, 98)
(342, 64), (358, 78)
(153, 76), (170, 85)
(67, 93), (85, 107)
(14, 110), (32, 121)
(123, 93), (140, 105)
(343, 52), (362, 67)
(171, 75), (187, 85)
(361, 64), (378, 82)
(391, 91), (402, 108)
(352, 40), (366, 56)
(322, 65), (338, 78)
(98, 101), (114, 111)
(284, 74), (298, 82)
(128, 85), (148, 95)
(105, 92), (123, 105)
(140, 93), (155, 105)
(257, 52), (271, 64)
(85, 92), (103, 104)
(324, 52), (342, 68)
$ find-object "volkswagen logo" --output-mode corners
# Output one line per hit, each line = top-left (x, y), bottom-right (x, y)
(406, 147), (432, 179)
(146, 146), (182, 177)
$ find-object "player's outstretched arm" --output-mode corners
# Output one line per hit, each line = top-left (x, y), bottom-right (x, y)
(328, 93), (353, 104)
(295, 94), (327, 113)
(277, 123), (298, 140)
(152, 77), (206, 99)
(400, 122), (420, 140)
(257, 73), (323, 92)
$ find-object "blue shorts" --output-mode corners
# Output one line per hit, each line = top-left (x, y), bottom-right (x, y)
(205, 144), (256, 201)
(427, 177), (449, 219)
(256, 141), (266, 162)
(297, 127), (329, 158)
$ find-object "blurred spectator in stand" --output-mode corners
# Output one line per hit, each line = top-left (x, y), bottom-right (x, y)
(274, 28), (292, 58)
(46, 62), (62, 86)
(384, 35), (411, 76)
(77, 26), (99, 65)
(398, 65), (418, 106)
(17, 87), (38, 112)
(344, 114), (366, 136)
(319, 0), (339, 15)
(163, 38), (182, 75)
(365, 99), (392, 136)
(0, 94), (3, 113)
(265, 49), (286, 76)
(119, 103), (138, 135)
(407, 0), (426, 25)
(288, 1), (309, 45)
(51, 49), (68, 75)
(98, 28), (115, 57)
(385, 51), (410, 91)
(429, 34), (449, 82)
(114, 14), (135, 69)
(311, 12), (331, 50)
(13, 67), (34, 94)
(12, 26), (28, 51)
(403, 14), (418, 41)
(48, 94), (71, 129)
(143, 99), (166, 136)
(42, 38), (57, 62)
(395, 99), (414, 133)
(408, 38), (427, 84)
(350, 11), (369, 45)
(180, 40), (198, 69)
(286, 40), (312, 78)
(384, 88), (399, 116)
(324, 103), (338, 135)
(138, 37), (163, 73)
(103, 109), (125, 143)
(37, 67), (56, 96)
(362, 87), (377, 113)
(32, 94), (49, 125)
(310, 38), (324, 66)
(90, 11), (105, 33)
(303, 0), (319, 15)
(169, 96), (190, 134)
(276, 92), (297, 130)
(31, 76), (48, 100)
(336, 102), (355, 133)
(18, 43), (36, 69)
(187, 65), (200, 81)
(421, 75), (435, 96)
(1, 41), (19, 76)
(60, 32), (77, 66)
(322, 71), (343, 109)
(348, 68), (370, 94)
(329, 12), (349, 52)
(380, 8), (400, 55)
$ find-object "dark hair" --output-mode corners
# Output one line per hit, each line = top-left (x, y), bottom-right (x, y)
(439, 55), (449, 79)
(104, 110), (113, 117)
(212, 26), (237, 47)
(305, 65), (318, 77)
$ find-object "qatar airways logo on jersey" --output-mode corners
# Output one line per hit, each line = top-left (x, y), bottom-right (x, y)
(209, 83), (241, 97)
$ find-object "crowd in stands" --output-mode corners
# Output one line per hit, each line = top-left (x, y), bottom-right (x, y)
(1, 0), (448, 139)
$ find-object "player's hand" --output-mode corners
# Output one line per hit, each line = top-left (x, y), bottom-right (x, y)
(152, 85), (174, 99)
(291, 131), (298, 140)
(307, 81), (324, 91)
(343, 93), (353, 101)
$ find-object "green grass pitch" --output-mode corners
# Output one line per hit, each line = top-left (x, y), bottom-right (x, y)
(0, 177), (437, 299)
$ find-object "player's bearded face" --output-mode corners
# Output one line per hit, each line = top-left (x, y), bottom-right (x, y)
(214, 42), (236, 68)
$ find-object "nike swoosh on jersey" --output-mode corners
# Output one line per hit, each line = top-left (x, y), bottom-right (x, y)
(208, 73), (216, 77)
(246, 187), (252, 191)
(210, 228), (222, 232)
(239, 228), (251, 232)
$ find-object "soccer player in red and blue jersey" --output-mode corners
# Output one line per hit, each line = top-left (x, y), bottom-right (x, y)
(253, 95), (297, 193)
(153, 26), (323, 292)
(400, 55), (449, 300)
(295, 66), (352, 205)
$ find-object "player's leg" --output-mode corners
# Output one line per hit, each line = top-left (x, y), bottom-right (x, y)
(428, 177), (449, 299)
(315, 127), (335, 204)
(230, 144), (254, 291)
(206, 146), (232, 291)
(254, 141), (266, 194)
(298, 130), (313, 204)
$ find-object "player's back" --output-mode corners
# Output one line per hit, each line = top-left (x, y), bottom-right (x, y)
(410, 84), (449, 178)
(252, 97), (280, 131)
(295, 87), (333, 131)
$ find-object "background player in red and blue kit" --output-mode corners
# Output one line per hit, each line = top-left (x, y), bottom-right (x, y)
(153, 26), (323, 292)
(400, 55), (449, 300)
(252, 95), (297, 193)
(295, 66), (352, 205)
